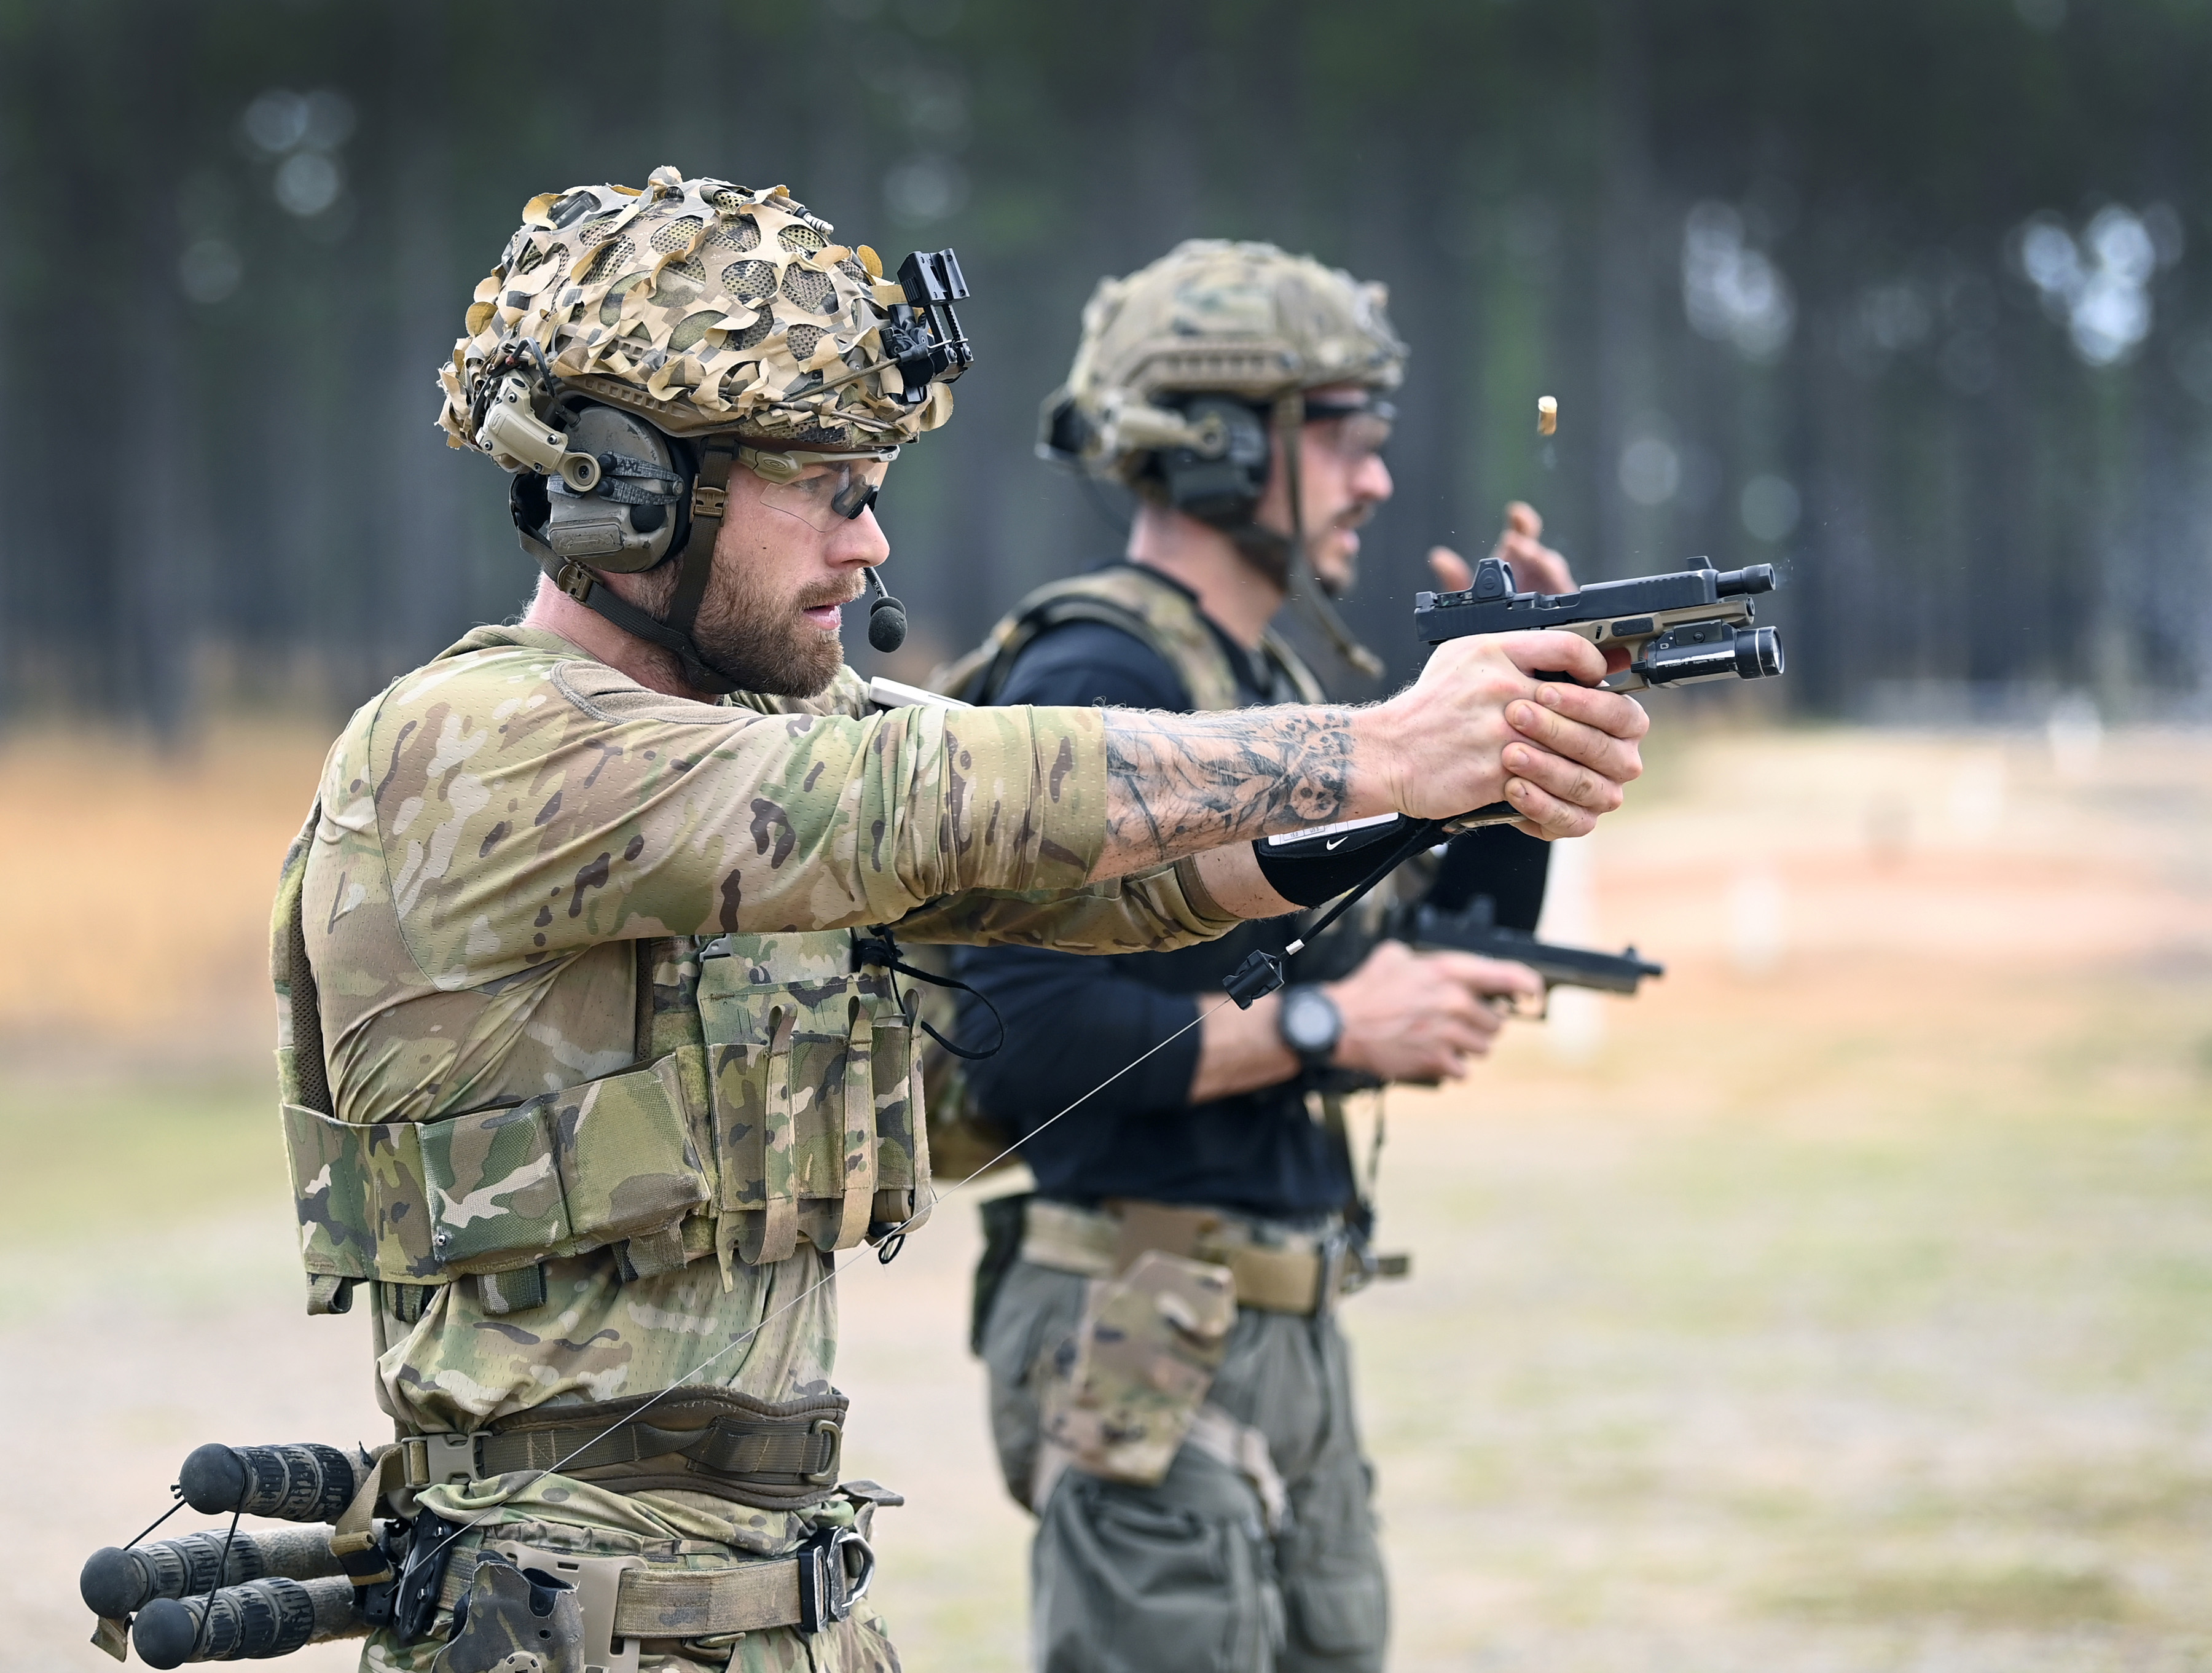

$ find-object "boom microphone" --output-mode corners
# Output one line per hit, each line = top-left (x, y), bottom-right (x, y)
(864, 568), (908, 653)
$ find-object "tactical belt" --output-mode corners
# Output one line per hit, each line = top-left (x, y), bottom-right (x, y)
(1020, 1198), (1390, 1315)
(437, 1524), (882, 1643)
(401, 1387), (845, 1512)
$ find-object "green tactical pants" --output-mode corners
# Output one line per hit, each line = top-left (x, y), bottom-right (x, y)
(982, 1257), (1389, 1673)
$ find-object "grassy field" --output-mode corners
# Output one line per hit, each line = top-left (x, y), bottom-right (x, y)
(4, 718), (2210, 1671)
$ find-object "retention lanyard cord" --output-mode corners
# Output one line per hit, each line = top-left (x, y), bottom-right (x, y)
(123, 1491), (188, 1551)
(852, 931), (1006, 1062)
(415, 993), (1237, 1571)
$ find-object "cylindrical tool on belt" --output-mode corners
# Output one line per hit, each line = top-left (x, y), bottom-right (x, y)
(81, 1526), (343, 1618)
(177, 1443), (367, 1524)
(130, 1575), (364, 1667)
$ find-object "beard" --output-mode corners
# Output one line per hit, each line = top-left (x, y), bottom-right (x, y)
(637, 552), (853, 697)
(1231, 509), (1368, 598)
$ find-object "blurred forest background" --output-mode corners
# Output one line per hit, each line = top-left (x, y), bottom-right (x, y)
(10, 9), (2212, 1668)
(2, 0), (2210, 730)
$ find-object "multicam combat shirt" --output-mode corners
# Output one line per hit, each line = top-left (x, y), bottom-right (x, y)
(295, 624), (1236, 1436)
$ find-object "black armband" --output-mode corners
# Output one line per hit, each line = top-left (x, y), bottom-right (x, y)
(1252, 813), (1418, 907)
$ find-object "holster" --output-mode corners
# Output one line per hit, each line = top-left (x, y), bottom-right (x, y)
(1036, 1249), (1236, 1489)
(433, 1557), (582, 1673)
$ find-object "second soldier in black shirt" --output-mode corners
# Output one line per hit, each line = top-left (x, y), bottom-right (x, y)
(946, 241), (1593, 1673)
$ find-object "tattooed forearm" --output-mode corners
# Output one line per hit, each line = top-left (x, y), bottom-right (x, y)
(1100, 705), (1361, 871)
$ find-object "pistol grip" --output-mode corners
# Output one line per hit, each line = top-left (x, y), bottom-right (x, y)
(1442, 802), (1517, 832)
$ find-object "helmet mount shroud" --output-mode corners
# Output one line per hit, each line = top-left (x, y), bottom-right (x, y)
(449, 168), (971, 685)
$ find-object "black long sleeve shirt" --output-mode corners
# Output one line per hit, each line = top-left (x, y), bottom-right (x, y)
(950, 568), (1553, 1220)
(949, 582), (1351, 1220)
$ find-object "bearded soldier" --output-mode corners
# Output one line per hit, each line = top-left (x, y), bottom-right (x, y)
(948, 241), (1589, 1673)
(261, 177), (1645, 1673)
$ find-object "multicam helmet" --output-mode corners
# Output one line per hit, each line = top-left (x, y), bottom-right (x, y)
(1040, 238), (1405, 484)
(439, 165), (959, 456)
(1038, 240), (1403, 678)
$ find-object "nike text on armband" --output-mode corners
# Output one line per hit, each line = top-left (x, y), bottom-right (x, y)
(1263, 812), (1403, 853)
(1253, 813), (1413, 908)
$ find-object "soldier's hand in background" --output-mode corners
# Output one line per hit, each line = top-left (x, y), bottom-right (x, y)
(1328, 939), (1542, 1084)
(1187, 939), (1543, 1101)
(1428, 500), (1577, 597)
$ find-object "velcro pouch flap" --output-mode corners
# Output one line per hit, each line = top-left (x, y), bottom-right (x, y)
(420, 1101), (570, 1269)
(280, 1102), (376, 1280)
(554, 1044), (713, 1250)
(280, 1103), (439, 1281)
(284, 1052), (716, 1287)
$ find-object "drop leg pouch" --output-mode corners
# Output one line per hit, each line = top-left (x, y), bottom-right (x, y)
(1037, 1249), (1237, 1487)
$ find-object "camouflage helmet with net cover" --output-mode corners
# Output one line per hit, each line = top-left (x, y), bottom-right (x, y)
(1038, 238), (1405, 484)
(1038, 238), (1403, 678)
(439, 165), (957, 455)
(434, 165), (970, 695)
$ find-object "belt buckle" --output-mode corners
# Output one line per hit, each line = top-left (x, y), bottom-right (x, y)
(403, 1430), (485, 1489)
(797, 1525), (875, 1634)
(1314, 1230), (1351, 1314)
(1336, 1234), (1381, 1299)
(484, 1539), (647, 1673)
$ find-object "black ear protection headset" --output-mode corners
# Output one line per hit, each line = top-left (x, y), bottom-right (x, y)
(1140, 387), (1395, 678)
(506, 418), (911, 691)
(498, 375), (746, 694)
(1153, 396), (1273, 525)
(1149, 390), (1394, 530)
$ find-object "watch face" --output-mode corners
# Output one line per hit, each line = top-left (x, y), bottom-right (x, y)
(1282, 988), (1341, 1054)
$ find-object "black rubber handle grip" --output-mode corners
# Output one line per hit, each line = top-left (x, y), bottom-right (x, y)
(81, 1526), (342, 1618)
(177, 1443), (363, 1522)
(131, 1575), (362, 1667)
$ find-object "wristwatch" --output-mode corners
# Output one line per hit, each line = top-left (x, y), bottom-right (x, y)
(1276, 984), (1344, 1070)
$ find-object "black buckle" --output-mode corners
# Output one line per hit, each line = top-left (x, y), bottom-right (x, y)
(1224, 949), (1288, 1008)
(796, 1525), (874, 1633)
(1314, 1229), (1350, 1314)
(1336, 1231), (1381, 1299)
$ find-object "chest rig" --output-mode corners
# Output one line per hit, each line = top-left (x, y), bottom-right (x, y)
(937, 563), (1328, 711)
(272, 813), (931, 1318)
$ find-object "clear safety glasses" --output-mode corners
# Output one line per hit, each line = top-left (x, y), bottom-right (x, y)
(751, 452), (894, 533)
(1306, 405), (1394, 466)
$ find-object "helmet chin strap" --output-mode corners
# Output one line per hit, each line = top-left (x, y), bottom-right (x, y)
(526, 439), (744, 696)
(1254, 392), (1383, 681)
